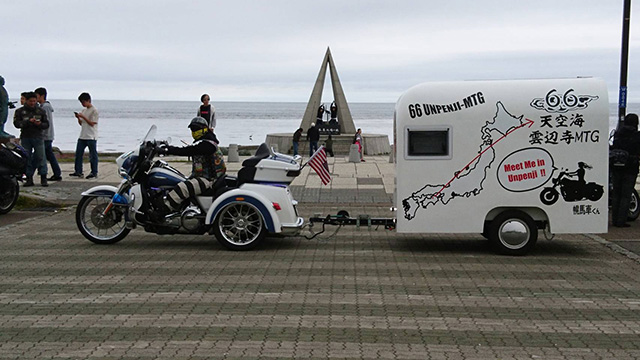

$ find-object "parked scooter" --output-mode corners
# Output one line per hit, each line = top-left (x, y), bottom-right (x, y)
(539, 163), (604, 205)
(75, 125), (304, 250)
(0, 142), (27, 215)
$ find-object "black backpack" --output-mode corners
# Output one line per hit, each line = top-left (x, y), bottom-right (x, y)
(610, 148), (630, 168)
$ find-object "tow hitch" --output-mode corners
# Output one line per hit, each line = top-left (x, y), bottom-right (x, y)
(306, 210), (396, 240)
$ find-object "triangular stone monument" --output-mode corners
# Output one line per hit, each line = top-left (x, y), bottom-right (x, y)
(266, 47), (389, 156)
(299, 47), (356, 134)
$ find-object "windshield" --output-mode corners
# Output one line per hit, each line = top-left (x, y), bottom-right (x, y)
(142, 125), (157, 143)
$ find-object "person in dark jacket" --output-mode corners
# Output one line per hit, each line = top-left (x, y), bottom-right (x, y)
(161, 117), (225, 211)
(307, 123), (320, 156)
(611, 113), (640, 227)
(0, 75), (13, 138)
(13, 92), (49, 187)
(292, 127), (303, 156)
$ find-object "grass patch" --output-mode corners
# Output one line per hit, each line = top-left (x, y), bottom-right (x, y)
(15, 195), (63, 210)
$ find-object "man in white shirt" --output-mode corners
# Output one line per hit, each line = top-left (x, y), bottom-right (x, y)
(70, 92), (99, 179)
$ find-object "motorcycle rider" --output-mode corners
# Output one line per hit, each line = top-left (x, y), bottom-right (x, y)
(159, 117), (225, 213)
(611, 113), (640, 227)
(564, 162), (590, 186)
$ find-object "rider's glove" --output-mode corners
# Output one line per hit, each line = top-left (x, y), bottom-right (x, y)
(157, 144), (169, 155)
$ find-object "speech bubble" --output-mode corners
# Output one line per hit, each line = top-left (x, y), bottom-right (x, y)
(497, 147), (556, 192)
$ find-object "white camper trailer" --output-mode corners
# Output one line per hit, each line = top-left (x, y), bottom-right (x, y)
(394, 78), (609, 254)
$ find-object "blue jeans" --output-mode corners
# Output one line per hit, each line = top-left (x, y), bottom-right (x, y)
(75, 139), (98, 175)
(293, 141), (299, 156)
(44, 140), (61, 177)
(21, 137), (47, 177)
(309, 141), (318, 156)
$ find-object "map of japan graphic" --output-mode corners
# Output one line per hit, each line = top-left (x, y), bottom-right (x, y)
(402, 102), (534, 220)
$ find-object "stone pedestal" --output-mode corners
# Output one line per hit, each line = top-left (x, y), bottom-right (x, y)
(227, 144), (240, 163)
(348, 144), (361, 163)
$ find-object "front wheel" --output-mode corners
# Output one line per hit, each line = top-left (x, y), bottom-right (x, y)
(76, 195), (130, 244)
(488, 210), (538, 256)
(0, 179), (19, 215)
(213, 202), (266, 251)
(540, 188), (559, 205)
(628, 189), (640, 221)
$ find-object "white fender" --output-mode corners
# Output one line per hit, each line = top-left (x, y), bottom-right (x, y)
(206, 187), (282, 233)
(80, 185), (121, 197)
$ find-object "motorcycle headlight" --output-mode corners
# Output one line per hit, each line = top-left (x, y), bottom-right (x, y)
(121, 155), (138, 175)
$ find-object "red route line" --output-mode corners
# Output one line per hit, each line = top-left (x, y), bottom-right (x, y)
(432, 118), (534, 198)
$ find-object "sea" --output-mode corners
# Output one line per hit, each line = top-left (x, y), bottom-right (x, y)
(5, 100), (639, 152)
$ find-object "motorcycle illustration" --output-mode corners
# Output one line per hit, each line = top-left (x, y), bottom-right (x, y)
(76, 125), (304, 250)
(539, 162), (604, 205)
(0, 142), (27, 215)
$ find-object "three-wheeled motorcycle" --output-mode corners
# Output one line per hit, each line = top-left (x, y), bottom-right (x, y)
(76, 126), (304, 250)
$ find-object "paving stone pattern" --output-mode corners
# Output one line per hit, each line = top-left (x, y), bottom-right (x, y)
(1, 204), (640, 359)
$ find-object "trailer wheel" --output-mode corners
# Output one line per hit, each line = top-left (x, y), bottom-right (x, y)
(489, 210), (537, 256)
(213, 201), (266, 251)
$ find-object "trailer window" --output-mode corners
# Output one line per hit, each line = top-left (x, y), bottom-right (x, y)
(407, 129), (450, 157)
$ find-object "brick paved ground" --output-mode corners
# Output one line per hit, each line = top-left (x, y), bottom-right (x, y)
(1, 203), (640, 359)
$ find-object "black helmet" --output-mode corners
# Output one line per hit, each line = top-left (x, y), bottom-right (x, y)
(188, 116), (208, 130)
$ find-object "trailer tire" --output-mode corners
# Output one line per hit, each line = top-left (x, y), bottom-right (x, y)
(489, 210), (537, 256)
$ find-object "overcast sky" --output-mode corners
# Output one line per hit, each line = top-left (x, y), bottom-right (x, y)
(1, 0), (639, 103)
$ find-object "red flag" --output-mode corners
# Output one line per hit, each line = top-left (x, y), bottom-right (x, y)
(308, 146), (331, 185)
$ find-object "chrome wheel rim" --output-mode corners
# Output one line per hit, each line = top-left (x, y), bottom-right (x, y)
(80, 196), (126, 241)
(498, 218), (531, 250)
(218, 202), (263, 246)
(630, 194), (639, 216)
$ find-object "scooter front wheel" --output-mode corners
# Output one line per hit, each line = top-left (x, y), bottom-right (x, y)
(0, 179), (19, 215)
(540, 188), (559, 205)
(76, 195), (130, 244)
(628, 189), (640, 221)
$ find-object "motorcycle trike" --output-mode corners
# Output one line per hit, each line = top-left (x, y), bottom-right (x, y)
(76, 126), (304, 250)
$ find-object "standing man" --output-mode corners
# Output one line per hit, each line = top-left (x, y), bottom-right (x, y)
(0, 75), (13, 138)
(35, 87), (62, 181)
(292, 127), (303, 156)
(611, 113), (640, 227)
(306, 123), (319, 157)
(13, 92), (49, 187)
(70, 92), (99, 179)
(197, 93), (216, 130)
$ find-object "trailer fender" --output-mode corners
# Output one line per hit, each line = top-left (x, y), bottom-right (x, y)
(485, 207), (549, 230)
(206, 189), (279, 233)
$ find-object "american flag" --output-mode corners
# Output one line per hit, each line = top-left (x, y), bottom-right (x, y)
(308, 146), (331, 185)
